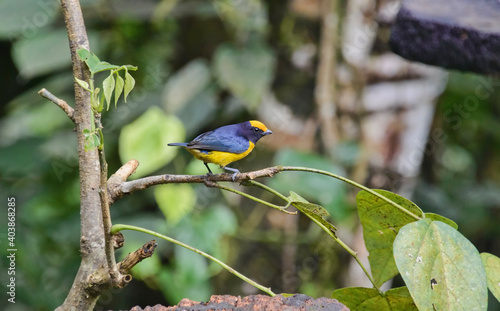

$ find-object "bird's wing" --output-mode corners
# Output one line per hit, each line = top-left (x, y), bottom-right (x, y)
(186, 129), (249, 153)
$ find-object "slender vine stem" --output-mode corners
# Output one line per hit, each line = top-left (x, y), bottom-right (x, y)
(245, 180), (381, 292)
(111, 224), (276, 297)
(280, 166), (422, 221)
(245, 180), (289, 203)
(303, 206), (381, 292)
(95, 114), (120, 284)
(206, 181), (296, 215)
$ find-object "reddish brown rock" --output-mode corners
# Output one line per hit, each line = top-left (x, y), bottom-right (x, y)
(130, 294), (348, 311)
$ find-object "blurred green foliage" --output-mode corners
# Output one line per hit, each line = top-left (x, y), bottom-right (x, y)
(1, 0), (499, 310)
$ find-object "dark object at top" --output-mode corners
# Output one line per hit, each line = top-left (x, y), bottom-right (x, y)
(389, 0), (500, 74)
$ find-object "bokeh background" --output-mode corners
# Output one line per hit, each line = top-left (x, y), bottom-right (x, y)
(1, 0), (499, 310)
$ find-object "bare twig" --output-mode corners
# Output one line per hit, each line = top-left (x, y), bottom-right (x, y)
(117, 240), (157, 274)
(107, 160), (139, 201)
(38, 88), (75, 123)
(112, 232), (125, 250)
(108, 160), (139, 184)
(108, 166), (283, 204)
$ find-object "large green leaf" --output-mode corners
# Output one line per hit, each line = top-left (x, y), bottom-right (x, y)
(13, 29), (71, 79)
(481, 252), (500, 303)
(0, 0), (58, 39)
(424, 212), (458, 229)
(155, 184), (196, 225)
(119, 106), (185, 178)
(357, 189), (423, 287)
(213, 43), (275, 109)
(394, 219), (488, 311)
(332, 286), (417, 311)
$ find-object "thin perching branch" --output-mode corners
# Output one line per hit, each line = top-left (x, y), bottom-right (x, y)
(107, 162), (283, 204)
(108, 164), (421, 221)
(38, 88), (75, 123)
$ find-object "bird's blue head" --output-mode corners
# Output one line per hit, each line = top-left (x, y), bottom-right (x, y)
(240, 120), (273, 144)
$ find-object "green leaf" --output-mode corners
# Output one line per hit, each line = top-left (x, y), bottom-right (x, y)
(84, 54), (101, 73)
(213, 43), (275, 109)
(155, 184), (196, 225)
(0, 0), (58, 39)
(424, 212), (458, 229)
(332, 286), (417, 311)
(92, 61), (119, 73)
(292, 201), (330, 217)
(93, 88), (103, 112)
(288, 191), (329, 217)
(119, 107), (185, 178)
(289, 191), (337, 234)
(123, 65), (138, 71)
(158, 253), (211, 303)
(102, 73), (115, 110)
(357, 189), (424, 287)
(92, 133), (100, 149)
(12, 29), (71, 78)
(394, 219), (488, 311)
(124, 71), (136, 102)
(114, 73), (125, 108)
(480, 252), (500, 302)
(77, 48), (91, 61)
(84, 133), (99, 152)
(82, 128), (91, 136)
(74, 77), (89, 90)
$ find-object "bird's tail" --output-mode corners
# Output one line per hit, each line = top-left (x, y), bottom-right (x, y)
(167, 143), (188, 147)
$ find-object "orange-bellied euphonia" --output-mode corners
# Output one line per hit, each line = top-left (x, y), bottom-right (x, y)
(168, 120), (272, 176)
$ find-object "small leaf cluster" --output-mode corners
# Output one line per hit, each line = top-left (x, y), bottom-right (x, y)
(74, 48), (137, 151)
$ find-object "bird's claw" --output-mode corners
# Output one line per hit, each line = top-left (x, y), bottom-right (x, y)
(222, 166), (240, 182)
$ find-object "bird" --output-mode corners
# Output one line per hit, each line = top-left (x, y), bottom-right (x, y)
(168, 120), (272, 178)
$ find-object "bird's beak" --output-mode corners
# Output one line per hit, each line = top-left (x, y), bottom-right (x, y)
(263, 129), (273, 136)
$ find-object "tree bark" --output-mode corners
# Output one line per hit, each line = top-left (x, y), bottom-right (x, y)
(56, 0), (109, 309)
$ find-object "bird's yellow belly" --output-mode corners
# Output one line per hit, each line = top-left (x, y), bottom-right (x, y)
(186, 142), (255, 167)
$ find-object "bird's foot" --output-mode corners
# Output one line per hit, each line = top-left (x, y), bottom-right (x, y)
(222, 166), (240, 181)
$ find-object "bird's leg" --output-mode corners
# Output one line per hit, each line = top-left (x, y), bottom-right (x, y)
(222, 166), (240, 181)
(204, 162), (213, 175)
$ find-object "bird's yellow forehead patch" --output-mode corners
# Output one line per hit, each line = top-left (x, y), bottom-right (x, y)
(249, 120), (268, 131)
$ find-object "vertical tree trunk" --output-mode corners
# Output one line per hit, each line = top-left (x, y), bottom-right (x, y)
(56, 0), (108, 309)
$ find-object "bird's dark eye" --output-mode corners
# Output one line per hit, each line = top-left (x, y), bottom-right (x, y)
(253, 127), (260, 133)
